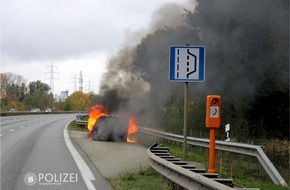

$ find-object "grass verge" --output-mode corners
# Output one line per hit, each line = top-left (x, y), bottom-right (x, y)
(134, 132), (289, 190)
(108, 167), (170, 190)
(162, 141), (289, 190)
(68, 120), (88, 131)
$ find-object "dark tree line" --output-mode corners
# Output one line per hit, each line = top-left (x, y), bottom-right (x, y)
(188, 0), (289, 140)
(0, 72), (53, 110)
(1, 72), (95, 111)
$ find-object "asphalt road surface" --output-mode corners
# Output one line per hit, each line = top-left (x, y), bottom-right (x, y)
(70, 131), (149, 178)
(0, 114), (111, 190)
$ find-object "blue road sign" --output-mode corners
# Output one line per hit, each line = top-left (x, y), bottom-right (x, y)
(169, 46), (205, 82)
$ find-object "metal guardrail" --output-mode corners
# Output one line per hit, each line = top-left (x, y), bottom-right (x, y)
(49, 117), (287, 187)
(0, 111), (75, 117)
(148, 143), (237, 190)
(75, 120), (88, 126)
(139, 127), (288, 187)
(75, 112), (89, 127)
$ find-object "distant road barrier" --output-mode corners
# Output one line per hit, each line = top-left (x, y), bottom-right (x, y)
(139, 127), (288, 187)
(75, 112), (88, 127)
(75, 120), (88, 126)
(0, 111), (76, 117)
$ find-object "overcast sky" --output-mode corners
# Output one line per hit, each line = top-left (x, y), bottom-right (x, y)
(1, 0), (191, 95)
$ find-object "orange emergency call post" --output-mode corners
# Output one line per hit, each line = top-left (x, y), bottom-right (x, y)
(205, 95), (221, 173)
(206, 95), (221, 128)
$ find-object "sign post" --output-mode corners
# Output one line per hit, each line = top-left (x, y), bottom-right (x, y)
(169, 46), (205, 161)
(183, 82), (188, 160)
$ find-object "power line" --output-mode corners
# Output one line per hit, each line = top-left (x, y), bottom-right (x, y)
(70, 71), (84, 93)
(69, 74), (78, 93)
(85, 78), (94, 93)
(45, 61), (58, 95)
(79, 71), (83, 92)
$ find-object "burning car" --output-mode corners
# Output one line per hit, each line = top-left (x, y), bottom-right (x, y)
(92, 116), (128, 142)
(87, 104), (138, 143)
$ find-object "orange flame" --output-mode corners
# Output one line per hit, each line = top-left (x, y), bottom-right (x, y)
(127, 116), (138, 143)
(87, 104), (108, 132)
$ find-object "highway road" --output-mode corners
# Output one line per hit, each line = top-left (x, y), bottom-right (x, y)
(0, 114), (111, 190)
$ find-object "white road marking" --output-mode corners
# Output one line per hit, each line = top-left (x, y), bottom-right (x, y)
(64, 121), (96, 190)
(20, 126), (24, 128)
(9, 129), (15, 132)
(0, 134), (2, 137)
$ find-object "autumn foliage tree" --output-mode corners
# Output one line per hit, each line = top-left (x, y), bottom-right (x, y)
(0, 72), (94, 112)
(0, 74), (55, 110)
(0, 73), (27, 110)
(64, 91), (90, 111)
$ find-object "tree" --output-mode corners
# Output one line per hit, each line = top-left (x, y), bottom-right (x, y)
(0, 73), (27, 110)
(23, 80), (52, 110)
(66, 91), (90, 111)
(27, 80), (50, 96)
(0, 73), (26, 98)
(190, 0), (289, 140)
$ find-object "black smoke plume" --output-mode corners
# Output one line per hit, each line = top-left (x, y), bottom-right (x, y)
(96, 0), (289, 139)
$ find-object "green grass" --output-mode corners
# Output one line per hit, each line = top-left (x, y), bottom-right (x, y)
(108, 167), (170, 190)
(155, 141), (289, 190)
(235, 178), (289, 190)
(68, 120), (88, 131)
(135, 132), (289, 190)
